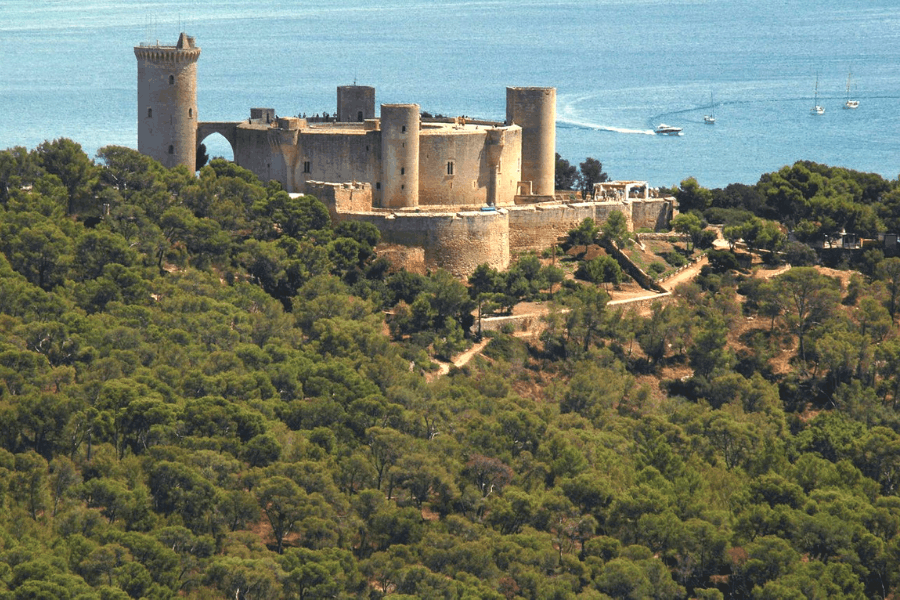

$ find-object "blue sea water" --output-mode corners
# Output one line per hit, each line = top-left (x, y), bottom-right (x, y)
(1, 0), (899, 189)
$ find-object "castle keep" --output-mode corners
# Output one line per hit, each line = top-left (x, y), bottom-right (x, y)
(134, 33), (200, 171)
(135, 34), (672, 275)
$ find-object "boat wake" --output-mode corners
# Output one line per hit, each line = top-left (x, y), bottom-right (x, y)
(557, 92), (657, 135)
(557, 119), (655, 135)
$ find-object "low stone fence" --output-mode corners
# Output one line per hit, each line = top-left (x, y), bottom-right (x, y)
(654, 254), (705, 285)
(478, 290), (675, 337)
(608, 292), (673, 310)
(602, 240), (667, 293)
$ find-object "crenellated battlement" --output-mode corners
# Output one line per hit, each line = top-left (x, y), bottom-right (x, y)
(134, 32), (200, 64)
(133, 47), (201, 63)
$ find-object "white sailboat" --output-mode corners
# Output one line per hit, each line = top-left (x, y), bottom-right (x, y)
(811, 74), (825, 115)
(844, 70), (859, 109)
(704, 92), (716, 124)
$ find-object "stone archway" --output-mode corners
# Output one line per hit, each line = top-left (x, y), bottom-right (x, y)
(197, 132), (234, 166)
(196, 122), (238, 163)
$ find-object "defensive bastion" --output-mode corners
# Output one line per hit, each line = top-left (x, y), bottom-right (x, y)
(135, 34), (673, 275)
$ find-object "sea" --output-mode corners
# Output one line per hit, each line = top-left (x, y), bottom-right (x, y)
(2, 0), (900, 190)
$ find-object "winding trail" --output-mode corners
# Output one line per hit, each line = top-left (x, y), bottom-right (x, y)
(429, 234), (754, 379)
(431, 338), (493, 379)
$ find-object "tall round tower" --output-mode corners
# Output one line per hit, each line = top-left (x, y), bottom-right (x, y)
(506, 87), (556, 196)
(381, 104), (420, 209)
(337, 85), (375, 123)
(134, 33), (201, 170)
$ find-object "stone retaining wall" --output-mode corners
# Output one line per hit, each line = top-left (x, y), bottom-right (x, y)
(507, 203), (596, 253)
(608, 292), (673, 311)
(480, 312), (547, 334)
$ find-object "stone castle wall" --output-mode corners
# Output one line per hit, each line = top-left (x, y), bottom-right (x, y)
(233, 122), (528, 212)
(307, 181), (373, 222)
(506, 201), (649, 254)
(631, 199), (673, 230)
(507, 203), (596, 253)
(304, 193), (672, 276)
(594, 202), (632, 227)
(297, 128), (379, 198)
(232, 125), (284, 185)
(375, 244), (427, 275)
(417, 126), (522, 207)
(419, 128), (492, 207)
(348, 209), (510, 276)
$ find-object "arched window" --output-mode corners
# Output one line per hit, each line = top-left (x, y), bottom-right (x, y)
(188, 108), (193, 118)
(147, 108), (152, 118)
(400, 167), (405, 175)
(169, 75), (175, 85)
(447, 161), (454, 176)
(401, 126), (406, 133)
(168, 145), (174, 154)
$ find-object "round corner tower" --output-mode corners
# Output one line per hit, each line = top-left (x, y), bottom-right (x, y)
(134, 33), (201, 170)
(381, 104), (420, 209)
(337, 85), (375, 123)
(506, 87), (556, 196)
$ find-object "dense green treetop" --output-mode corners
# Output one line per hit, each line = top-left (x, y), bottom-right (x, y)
(2, 142), (900, 598)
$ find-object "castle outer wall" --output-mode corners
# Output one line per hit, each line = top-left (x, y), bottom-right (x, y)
(310, 181), (672, 275)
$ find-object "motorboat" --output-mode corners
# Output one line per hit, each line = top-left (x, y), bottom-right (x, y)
(655, 123), (683, 135)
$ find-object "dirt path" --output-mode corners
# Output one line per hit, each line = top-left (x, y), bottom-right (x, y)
(430, 338), (493, 379)
(755, 264), (791, 279)
(430, 240), (721, 379)
(659, 254), (709, 291)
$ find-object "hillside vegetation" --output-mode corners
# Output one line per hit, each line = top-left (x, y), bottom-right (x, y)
(2, 140), (900, 599)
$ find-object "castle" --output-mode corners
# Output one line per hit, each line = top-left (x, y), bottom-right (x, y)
(135, 33), (673, 275)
